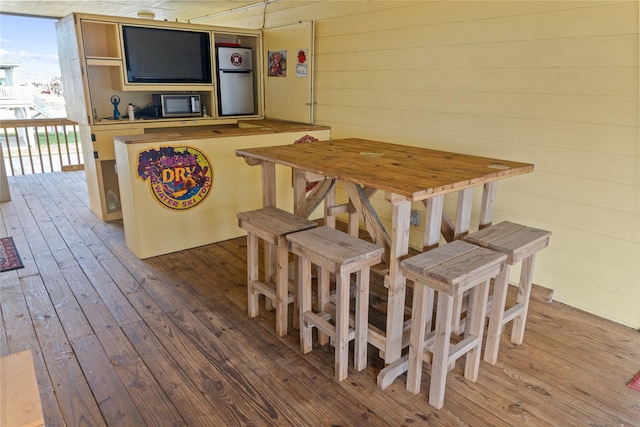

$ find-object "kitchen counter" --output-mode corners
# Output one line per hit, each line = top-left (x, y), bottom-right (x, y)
(115, 119), (330, 144)
(113, 119), (330, 259)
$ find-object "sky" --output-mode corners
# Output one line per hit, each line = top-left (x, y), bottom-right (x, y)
(0, 14), (61, 85)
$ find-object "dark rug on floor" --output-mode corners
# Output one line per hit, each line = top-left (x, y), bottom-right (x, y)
(0, 237), (24, 272)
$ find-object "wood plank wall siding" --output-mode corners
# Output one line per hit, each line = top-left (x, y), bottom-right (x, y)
(204, 1), (640, 329)
(1, 171), (639, 426)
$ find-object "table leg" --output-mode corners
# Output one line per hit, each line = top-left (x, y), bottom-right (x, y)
(454, 188), (474, 240)
(261, 160), (276, 207)
(436, 188), (474, 243)
(423, 195), (444, 251)
(384, 194), (411, 364)
(479, 181), (497, 229)
(324, 185), (337, 228)
(292, 168), (307, 212)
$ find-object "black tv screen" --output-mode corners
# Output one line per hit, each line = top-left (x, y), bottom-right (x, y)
(122, 26), (212, 84)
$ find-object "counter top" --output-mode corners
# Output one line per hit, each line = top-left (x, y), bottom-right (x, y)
(113, 119), (330, 145)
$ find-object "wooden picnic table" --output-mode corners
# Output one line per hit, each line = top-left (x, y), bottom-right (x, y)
(236, 138), (534, 364)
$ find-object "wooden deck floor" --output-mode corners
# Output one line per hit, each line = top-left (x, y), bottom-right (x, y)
(1, 170), (639, 426)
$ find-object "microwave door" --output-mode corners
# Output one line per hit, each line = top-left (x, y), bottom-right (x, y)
(218, 69), (254, 116)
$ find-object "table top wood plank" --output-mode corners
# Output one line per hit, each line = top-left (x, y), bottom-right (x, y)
(236, 138), (534, 201)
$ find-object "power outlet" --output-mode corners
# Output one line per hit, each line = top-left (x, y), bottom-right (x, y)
(410, 210), (421, 227)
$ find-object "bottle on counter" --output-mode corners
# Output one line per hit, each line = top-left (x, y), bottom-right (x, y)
(127, 103), (135, 120)
(106, 189), (119, 212)
(202, 105), (207, 117)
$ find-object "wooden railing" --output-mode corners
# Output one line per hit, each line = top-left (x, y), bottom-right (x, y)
(0, 118), (83, 176)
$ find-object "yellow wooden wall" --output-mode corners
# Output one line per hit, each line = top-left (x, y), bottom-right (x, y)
(205, 1), (640, 329)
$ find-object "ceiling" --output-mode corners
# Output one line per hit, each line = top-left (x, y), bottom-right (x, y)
(0, 1), (266, 23)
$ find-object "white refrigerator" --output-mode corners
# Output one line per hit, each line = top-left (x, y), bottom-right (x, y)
(216, 46), (255, 116)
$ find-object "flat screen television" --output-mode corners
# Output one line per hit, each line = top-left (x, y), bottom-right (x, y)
(122, 25), (212, 84)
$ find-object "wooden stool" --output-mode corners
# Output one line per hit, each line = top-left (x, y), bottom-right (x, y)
(287, 226), (383, 381)
(378, 240), (507, 409)
(464, 221), (551, 364)
(237, 206), (317, 337)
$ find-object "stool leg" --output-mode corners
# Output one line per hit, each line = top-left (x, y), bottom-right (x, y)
(335, 271), (350, 381)
(275, 237), (289, 337)
(247, 233), (260, 318)
(299, 257), (313, 354)
(290, 258), (299, 330)
(264, 242), (274, 312)
(511, 255), (536, 345)
(464, 278), (490, 381)
(354, 267), (370, 372)
(406, 282), (432, 394)
(483, 264), (511, 364)
(429, 291), (454, 409)
(451, 293), (465, 334)
(317, 264), (331, 345)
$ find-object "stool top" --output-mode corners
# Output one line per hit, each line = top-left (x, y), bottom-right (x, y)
(237, 206), (317, 236)
(464, 221), (551, 260)
(287, 226), (384, 266)
(401, 240), (506, 294)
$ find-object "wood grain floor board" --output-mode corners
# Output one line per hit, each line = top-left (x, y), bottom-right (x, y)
(1, 273), (66, 427)
(496, 325), (640, 425)
(71, 333), (148, 426)
(145, 254), (390, 427)
(121, 320), (236, 427)
(1, 171), (639, 426)
(20, 274), (106, 426)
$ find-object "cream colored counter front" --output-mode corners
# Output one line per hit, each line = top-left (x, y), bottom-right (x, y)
(114, 121), (330, 259)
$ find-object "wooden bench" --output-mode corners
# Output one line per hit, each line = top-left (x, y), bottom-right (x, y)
(287, 226), (383, 381)
(237, 206), (317, 337)
(0, 350), (44, 427)
(464, 221), (551, 364)
(378, 240), (507, 409)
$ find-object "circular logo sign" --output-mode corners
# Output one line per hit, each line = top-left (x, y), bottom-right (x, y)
(136, 145), (213, 210)
(230, 53), (243, 66)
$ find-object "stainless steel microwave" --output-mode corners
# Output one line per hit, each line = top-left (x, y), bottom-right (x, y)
(152, 94), (201, 118)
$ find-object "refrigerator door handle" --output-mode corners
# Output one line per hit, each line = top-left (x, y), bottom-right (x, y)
(220, 69), (252, 74)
